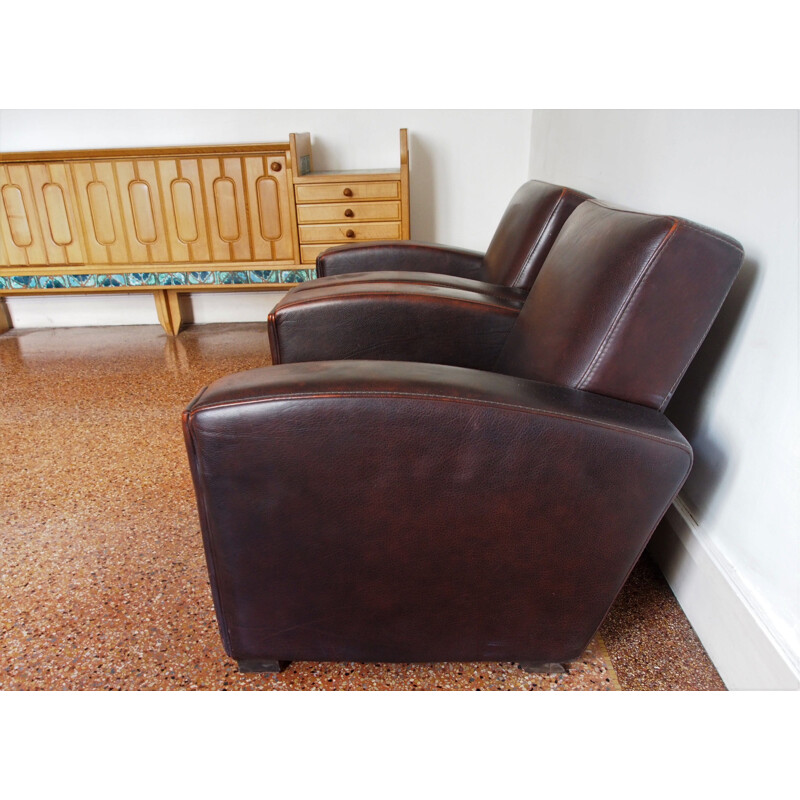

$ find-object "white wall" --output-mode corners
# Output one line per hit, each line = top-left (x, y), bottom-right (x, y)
(528, 110), (800, 689)
(0, 109), (530, 328)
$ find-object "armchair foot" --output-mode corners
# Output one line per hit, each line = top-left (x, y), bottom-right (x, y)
(518, 661), (567, 675)
(236, 659), (290, 674)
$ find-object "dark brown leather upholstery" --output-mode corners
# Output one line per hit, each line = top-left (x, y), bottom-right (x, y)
(316, 180), (592, 289)
(268, 279), (524, 369)
(494, 201), (745, 409)
(184, 362), (692, 664)
(183, 195), (743, 671)
(269, 181), (590, 365)
(317, 241), (487, 281)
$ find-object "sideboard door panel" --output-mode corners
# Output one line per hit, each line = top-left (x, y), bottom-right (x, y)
(112, 160), (150, 264)
(70, 162), (106, 264)
(94, 162), (129, 264)
(159, 159), (212, 263)
(219, 158), (251, 262)
(28, 163), (85, 265)
(71, 161), (132, 264)
(131, 160), (170, 263)
(1, 164), (49, 265)
(199, 158), (241, 262)
(243, 155), (294, 263)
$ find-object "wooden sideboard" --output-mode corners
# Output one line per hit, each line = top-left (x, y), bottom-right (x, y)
(0, 129), (410, 334)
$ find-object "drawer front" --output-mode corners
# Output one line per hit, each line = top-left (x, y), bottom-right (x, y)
(296, 200), (400, 224)
(295, 181), (400, 203)
(300, 243), (337, 264)
(298, 221), (402, 244)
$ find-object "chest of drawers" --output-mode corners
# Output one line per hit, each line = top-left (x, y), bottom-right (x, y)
(291, 130), (410, 265)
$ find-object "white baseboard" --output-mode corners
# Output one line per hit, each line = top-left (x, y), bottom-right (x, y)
(648, 498), (800, 691)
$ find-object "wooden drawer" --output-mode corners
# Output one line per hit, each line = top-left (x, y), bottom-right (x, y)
(298, 221), (401, 244)
(300, 243), (337, 264)
(296, 200), (400, 224)
(295, 181), (400, 203)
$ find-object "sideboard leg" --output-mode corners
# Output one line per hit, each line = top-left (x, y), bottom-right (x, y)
(154, 290), (183, 336)
(0, 298), (11, 334)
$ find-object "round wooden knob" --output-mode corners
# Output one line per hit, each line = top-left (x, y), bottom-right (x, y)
(345, 229), (355, 238)
(344, 208), (354, 218)
(270, 162), (282, 172)
(343, 187), (353, 197)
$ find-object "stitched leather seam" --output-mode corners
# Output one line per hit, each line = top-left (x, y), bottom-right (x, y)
(511, 191), (564, 288)
(317, 242), (483, 260)
(185, 384), (210, 412)
(277, 292), (522, 314)
(577, 222), (679, 391)
(583, 449), (694, 637)
(291, 274), (504, 297)
(267, 311), (282, 364)
(184, 419), (235, 656)
(672, 219), (744, 252)
(190, 390), (691, 455)
(586, 201), (743, 252)
(657, 215), (746, 410)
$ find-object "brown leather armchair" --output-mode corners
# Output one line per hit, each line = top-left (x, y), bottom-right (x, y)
(183, 199), (743, 673)
(309, 179), (591, 286)
(267, 183), (591, 367)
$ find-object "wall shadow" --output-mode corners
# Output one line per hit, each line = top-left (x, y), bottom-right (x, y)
(664, 256), (760, 515)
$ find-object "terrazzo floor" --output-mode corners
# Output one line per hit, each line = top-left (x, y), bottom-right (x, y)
(0, 322), (724, 691)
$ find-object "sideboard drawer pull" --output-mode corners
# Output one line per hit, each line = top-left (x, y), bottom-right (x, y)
(344, 208), (354, 217)
(343, 187), (353, 197)
(270, 162), (282, 172)
(345, 229), (356, 238)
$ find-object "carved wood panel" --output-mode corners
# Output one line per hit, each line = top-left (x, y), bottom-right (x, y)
(0, 162), (84, 266)
(0, 146), (297, 269)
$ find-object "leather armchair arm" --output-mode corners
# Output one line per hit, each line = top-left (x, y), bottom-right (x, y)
(183, 361), (692, 663)
(268, 279), (524, 370)
(316, 241), (486, 280)
(286, 270), (528, 300)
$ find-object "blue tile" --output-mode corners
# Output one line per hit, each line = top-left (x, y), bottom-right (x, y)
(67, 274), (97, 288)
(38, 275), (69, 289)
(127, 273), (157, 286)
(157, 272), (188, 286)
(188, 271), (215, 285)
(0, 276), (7, 289)
(280, 269), (315, 283)
(247, 270), (274, 284)
(97, 274), (126, 287)
(217, 271), (250, 285)
(10, 276), (38, 289)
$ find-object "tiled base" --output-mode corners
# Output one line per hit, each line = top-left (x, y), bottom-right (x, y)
(0, 269), (315, 290)
(0, 323), (720, 691)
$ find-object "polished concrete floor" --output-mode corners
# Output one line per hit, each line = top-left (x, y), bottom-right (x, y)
(0, 322), (724, 690)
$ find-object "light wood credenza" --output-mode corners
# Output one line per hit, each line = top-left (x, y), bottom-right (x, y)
(0, 129), (410, 334)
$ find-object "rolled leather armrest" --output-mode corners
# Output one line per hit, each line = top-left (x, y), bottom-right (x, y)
(286, 270), (528, 301)
(316, 241), (486, 280)
(183, 360), (692, 664)
(268, 279), (524, 370)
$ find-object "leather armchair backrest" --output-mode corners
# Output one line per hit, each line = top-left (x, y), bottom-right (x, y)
(482, 181), (592, 289)
(494, 200), (744, 410)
